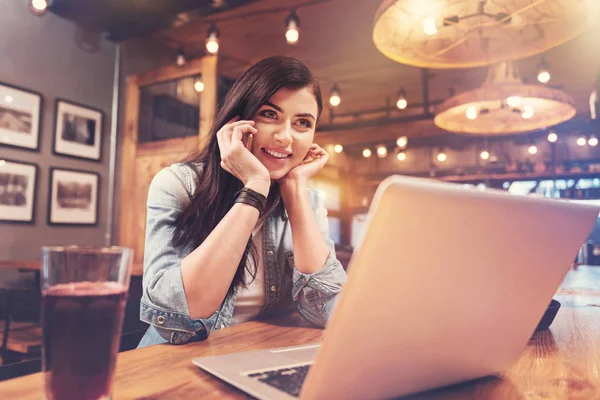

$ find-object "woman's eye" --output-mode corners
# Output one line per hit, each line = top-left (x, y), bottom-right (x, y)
(261, 110), (277, 119)
(297, 119), (312, 128)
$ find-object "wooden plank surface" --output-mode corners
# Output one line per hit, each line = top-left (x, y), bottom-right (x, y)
(0, 267), (599, 399)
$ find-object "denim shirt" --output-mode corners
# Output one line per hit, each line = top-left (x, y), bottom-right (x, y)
(138, 163), (347, 348)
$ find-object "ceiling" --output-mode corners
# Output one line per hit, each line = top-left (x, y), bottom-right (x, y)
(50, 0), (600, 145)
(153, 0), (600, 144)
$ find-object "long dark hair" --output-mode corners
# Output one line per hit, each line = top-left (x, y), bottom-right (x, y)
(172, 56), (323, 294)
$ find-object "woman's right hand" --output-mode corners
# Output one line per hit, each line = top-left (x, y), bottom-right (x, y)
(217, 117), (270, 196)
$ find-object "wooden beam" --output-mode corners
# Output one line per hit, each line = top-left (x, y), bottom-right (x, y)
(137, 136), (199, 158)
(135, 57), (205, 87)
(199, 55), (218, 149)
(118, 78), (141, 250)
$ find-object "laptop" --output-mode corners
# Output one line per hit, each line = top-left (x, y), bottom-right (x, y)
(193, 175), (600, 400)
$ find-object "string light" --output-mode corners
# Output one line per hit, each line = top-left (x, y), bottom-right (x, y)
(362, 148), (372, 158)
(333, 144), (343, 153)
(285, 11), (300, 44)
(206, 23), (220, 54)
(537, 58), (551, 83)
(577, 135), (587, 146)
(30, 0), (48, 15)
(480, 150), (489, 160)
(397, 152), (407, 161)
(396, 89), (407, 110)
(507, 96), (521, 108)
(176, 49), (186, 67)
(396, 136), (408, 148)
(437, 152), (447, 162)
(329, 84), (341, 107)
(466, 105), (478, 120)
(194, 79), (205, 92)
(423, 17), (437, 35)
(589, 136), (598, 147)
(547, 132), (558, 143)
(376, 146), (388, 158)
(528, 145), (538, 155)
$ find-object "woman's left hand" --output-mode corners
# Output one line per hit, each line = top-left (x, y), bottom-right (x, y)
(280, 144), (329, 183)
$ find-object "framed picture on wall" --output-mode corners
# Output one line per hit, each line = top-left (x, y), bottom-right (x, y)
(0, 159), (38, 223)
(48, 167), (99, 226)
(0, 82), (43, 151)
(53, 99), (103, 161)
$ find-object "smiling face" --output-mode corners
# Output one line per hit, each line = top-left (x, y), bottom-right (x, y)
(250, 87), (318, 180)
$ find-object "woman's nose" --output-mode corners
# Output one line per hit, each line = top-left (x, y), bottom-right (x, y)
(273, 123), (293, 146)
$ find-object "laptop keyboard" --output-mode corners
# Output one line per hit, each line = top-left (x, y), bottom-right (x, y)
(247, 364), (312, 397)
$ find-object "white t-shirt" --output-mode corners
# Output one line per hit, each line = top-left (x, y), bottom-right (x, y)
(230, 218), (267, 325)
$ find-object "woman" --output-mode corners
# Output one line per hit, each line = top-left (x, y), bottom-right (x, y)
(138, 56), (347, 347)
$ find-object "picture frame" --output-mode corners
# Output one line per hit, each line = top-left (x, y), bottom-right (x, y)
(0, 81), (43, 151)
(53, 99), (103, 161)
(48, 167), (100, 226)
(0, 159), (38, 224)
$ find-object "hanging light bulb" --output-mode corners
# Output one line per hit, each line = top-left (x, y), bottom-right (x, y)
(506, 96), (522, 108)
(176, 49), (186, 67)
(521, 104), (534, 119)
(206, 23), (220, 54)
(285, 11), (300, 44)
(194, 79), (204, 92)
(329, 84), (341, 107)
(589, 136), (598, 147)
(480, 150), (490, 160)
(376, 145), (388, 158)
(547, 132), (558, 143)
(333, 144), (343, 153)
(397, 152), (407, 161)
(437, 152), (447, 162)
(396, 136), (408, 148)
(466, 105), (478, 120)
(362, 148), (372, 158)
(423, 17), (438, 35)
(577, 135), (587, 146)
(537, 58), (551, 83)
(528, 145), (538, 155)
(30, 0), (48, 15)
(396, 89), (407, 110)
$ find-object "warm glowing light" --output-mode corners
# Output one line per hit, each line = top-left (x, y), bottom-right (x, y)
(396, 136), (408, 148)
(194, 80), (204, 92)
(528, 145), (538, 155)
(577, 136), (587, 146)
(537, 70), (550, 84)
(31, 0), (48, 12)
(206, 37), (219, 54)
(589, 136), (598, 147)
(547, 132), (558, 143)
(480, 150), (489, 160)
(362, 148), (372, 158)
(4, 96), (13, 104)
(396, 98), (407, 110)
(334, 144), (343, 153)
(521, 104), (534, 119)
(423, 17), (437, 35)
(397, 152), (406, 161)
(507, 96), (521, 107)
(466, 105), (478, 120)
(376, 146), (387, 158)
(437, 152), (447, 162)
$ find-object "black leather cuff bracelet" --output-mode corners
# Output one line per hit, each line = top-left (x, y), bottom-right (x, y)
(234, 187), (268, 215)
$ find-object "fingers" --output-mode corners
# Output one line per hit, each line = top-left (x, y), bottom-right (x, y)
(232, 124), (258, 145)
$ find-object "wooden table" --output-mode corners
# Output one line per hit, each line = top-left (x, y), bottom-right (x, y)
(0, 259), (144, 277)
(0, 267), (599, 399)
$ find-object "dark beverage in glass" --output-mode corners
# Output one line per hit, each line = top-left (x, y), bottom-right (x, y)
(42, 246), (132, 400)
(42, 282), (127, 400)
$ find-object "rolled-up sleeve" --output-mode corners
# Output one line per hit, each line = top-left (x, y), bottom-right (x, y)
(290, 190), (347, 328)
(140, 166), (217, 344)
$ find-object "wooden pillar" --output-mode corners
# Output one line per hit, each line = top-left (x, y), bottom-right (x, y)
(118, 77), (140, 252)
(199, 55), (218, 150)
